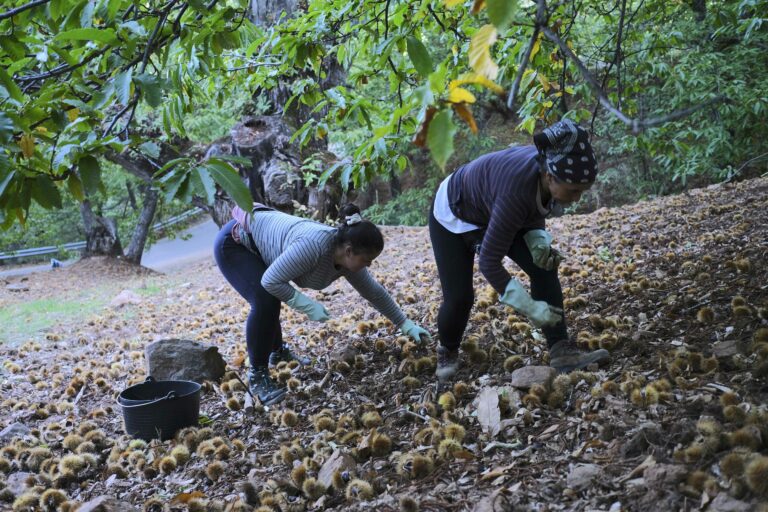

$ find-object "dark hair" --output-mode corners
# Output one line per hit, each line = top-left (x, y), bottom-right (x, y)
(334, 204), (384, 255)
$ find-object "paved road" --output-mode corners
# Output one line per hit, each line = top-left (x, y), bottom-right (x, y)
(0, 219), (220, 279)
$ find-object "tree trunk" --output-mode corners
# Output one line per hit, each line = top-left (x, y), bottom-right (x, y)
(80, 199), (123, 257)
(124, 186), (159, 264)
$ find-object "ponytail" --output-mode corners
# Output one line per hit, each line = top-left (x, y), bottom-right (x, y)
(334, 204), (384, 255)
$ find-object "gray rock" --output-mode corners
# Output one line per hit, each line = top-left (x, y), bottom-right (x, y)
(318, 449), (357, 490)
(643, 463), (687, 488)
(707, 493), (752, 512)
(566, 463), (601, 490)
(0, 422), (30, 442)
(5, 472), (33, 497)
(145, 339), (226, 383)
(77, 495), (138, 512)
(6, 283), (29, 292)
(712, 339), (743, 358)
(508, 366), (556, 390)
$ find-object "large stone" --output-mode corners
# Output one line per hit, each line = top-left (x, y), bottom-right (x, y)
(643, 463), (687, 488)
(0, 422), (30, 442)
(145, 339), (226, 383)
(317, 449), (357, 490)
(5, 472), (34, 497)
(508, 366), (556, 390)
(6, 283), (29, 292)
(566, 464), (601, 490)
(708, 493), (752, 512)
(77, 496), (138, 512)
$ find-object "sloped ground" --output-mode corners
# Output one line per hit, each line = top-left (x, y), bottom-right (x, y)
(0, 178), (766, 512)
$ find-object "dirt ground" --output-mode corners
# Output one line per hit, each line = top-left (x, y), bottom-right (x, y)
(0, 178), (767, 511)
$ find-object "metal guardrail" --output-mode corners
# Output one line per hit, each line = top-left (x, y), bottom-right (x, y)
(0, 208), (203, 261)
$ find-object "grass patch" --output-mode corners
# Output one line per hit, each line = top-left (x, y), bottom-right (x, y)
(0, 297), (105, 345)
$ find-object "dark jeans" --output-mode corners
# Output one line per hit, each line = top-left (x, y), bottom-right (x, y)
(213, 220), (282, 368)
(428, 209), (567, 350)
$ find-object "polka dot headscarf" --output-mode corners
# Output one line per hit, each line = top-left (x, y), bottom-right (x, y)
(532, 119), (598, 184)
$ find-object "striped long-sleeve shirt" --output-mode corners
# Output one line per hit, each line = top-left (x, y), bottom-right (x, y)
(447, 145), (551, 294)
(236, 208), (407, 326)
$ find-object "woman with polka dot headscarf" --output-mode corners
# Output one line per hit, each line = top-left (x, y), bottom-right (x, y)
(428, 119), (609, 380)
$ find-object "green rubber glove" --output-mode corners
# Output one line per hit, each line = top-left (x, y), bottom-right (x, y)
(523, 229), (564, 271)
(399, 319), (432, 343)
(499, 279), (563, 328)
(286, 290), (330, 322)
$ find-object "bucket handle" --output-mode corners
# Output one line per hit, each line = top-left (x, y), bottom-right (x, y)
(118, 390), (178, 409)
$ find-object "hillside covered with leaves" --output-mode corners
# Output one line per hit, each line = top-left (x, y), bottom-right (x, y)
(1, 177), (766, 511)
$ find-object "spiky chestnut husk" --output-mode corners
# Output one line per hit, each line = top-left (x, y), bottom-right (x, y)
(313, 416), (336, 433)
(746, 456), (768, 498)
(170, 445), (190, 465)
(38, 488), (67, 511)
(437, 438), (462, 459)
(720, 452), (745, 479)
(438, 392), (456, 411)
(696, 307), (715, 323)
(345, 479), (374, 501)
(729, 426), (762, 450)
(370, 433), (392, 457)
(399, 495), (419, 512)
(723, 405), (747, 425)
(720, 392), (740, 407)
(13, 492), (41, 510)
(205, 461), (226, 482)
(452, 381), (469, 397)
(361, 411), (382, 428)
(401, 376), (421, 389)
(443, 423), (465, 442)
(291, 464), (307, 486)
(158, 455), (177, 474)
(281, 410), (299, 427)
(302, 477), (325, 500)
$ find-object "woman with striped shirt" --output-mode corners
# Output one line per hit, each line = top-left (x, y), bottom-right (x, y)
(430, 119), (610, 380)
(214, 204), (430, 405)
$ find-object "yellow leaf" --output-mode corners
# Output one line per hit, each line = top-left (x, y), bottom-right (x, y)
(471, 0), (485, 13)
(537, 73), (550, 93)
(449, 73), (505, 95)
(170, 491), (206, 505)
(448, 87), (476, 104)
(443, 0), (464, 7)
(67, 108), (80, 122)
(19, 134), (35, 158)
(468, 25), (499, 80)
(452, 103), (478, 134)
(529, 33), (542, 61)
(35, 126), (48, 133)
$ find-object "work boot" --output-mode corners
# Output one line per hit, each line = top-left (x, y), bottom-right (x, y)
(435, 346), (460, 381)
(268, 344), (312, 368)
(248, 367), (286, 406)
(549, 339), (610, 374)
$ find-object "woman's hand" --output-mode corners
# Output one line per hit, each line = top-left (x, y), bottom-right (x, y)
(523, 229), (564, 271)
(286, 290), (330, 322)
(499, 278), (563, 328)
(399, 319), (432, 343)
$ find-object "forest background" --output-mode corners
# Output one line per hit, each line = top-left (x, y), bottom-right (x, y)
(1, 0), (767, 262)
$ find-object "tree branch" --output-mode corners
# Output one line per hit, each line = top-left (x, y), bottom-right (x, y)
(506, 27), (539, 111)
(0, 0), (50, 21)
(540, 24), (728, 133)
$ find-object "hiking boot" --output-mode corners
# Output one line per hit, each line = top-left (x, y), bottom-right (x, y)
(248, 367), (286, 406)
(549, 339), (610, 374)
(435, 346), (460, 381)
(268, 344), (312, 368)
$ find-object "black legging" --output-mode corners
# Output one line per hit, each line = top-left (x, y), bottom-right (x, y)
(213, 220), (282, 368)
(428, 209), (567, 350)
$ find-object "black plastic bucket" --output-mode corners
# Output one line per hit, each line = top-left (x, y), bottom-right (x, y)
(117, 376), (201, 441)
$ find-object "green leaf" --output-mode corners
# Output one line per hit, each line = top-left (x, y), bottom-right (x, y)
(56, 28), (117, 44)
(486, 0), (517, 31)
(139, 141), (161, 158)
(406, 37), (433, 77)
(194, 166), (216, 204)
(427, 110), (456, 170)
(205, 159), (252, 210)
(0, 68), (23, 103)
(67, 172), (85, 201)
(0, 170), (15, 198)
(216, 154), (252, 166)
(0, 112), (14, 144)
(135, 73), (163, 107)
(31, 175), (63, 209)
(115, 69), (133, 105)
(162, 171), (189, 201)
(78, 155), (102, 195)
